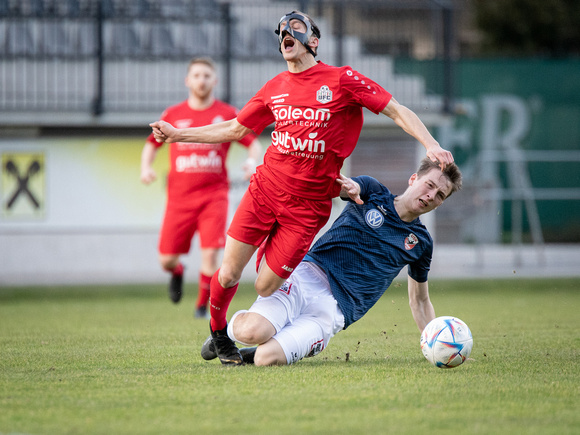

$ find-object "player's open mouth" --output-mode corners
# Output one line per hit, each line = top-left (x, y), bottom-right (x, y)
(419, 199), (428, 207)
(283, 37), (295, 51)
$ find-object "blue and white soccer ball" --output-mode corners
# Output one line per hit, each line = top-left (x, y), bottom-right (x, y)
(420, 316), (473, 368)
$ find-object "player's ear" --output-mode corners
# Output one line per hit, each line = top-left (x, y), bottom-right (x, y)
(309, 36), (319, 51)
(408, 173), (418, 186)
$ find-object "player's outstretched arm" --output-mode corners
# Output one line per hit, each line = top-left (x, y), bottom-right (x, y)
(408, 276), (436, 332)
(381, 98), (454, 169)
(149, 118), (254, 145)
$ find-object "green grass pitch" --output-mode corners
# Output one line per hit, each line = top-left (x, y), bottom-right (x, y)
(1, 278), (579, 435)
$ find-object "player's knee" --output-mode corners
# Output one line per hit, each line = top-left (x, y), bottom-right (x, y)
(218, 267), (241, 288)
(231, 315), (252, 343)
(234, 315), (272, 345)
(235, 326), (260, 346)
(254, 279), (280, 297)
(254, 264), (287, 297)
(159, 255), (179, 271)
(255, 285), (275, 298)
(254, 345), (286, 366)
(253, 348), (274, 366)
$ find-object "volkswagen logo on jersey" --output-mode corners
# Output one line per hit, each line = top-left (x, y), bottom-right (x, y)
(316, 85), (333, 104)
(404, 233), (419, 250)
(365, 209), (384, 228)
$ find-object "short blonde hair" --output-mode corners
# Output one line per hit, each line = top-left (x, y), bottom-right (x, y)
(416, 158), (462, 197)
(187, 57), (216, 73)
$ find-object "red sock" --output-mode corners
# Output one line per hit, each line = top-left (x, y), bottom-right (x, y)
(209, 269), (238, 332)
(165, 262), (184, 276)
(196, 273), (212, 309)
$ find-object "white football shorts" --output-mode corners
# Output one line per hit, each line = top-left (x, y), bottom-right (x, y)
(234, 261), (345, 364)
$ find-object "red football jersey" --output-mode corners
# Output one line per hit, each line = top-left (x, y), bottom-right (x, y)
(237, 62), (392, 200)
(147, 100), (256, 206)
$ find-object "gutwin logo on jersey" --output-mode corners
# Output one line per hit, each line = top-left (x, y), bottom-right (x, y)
(270, 104), (331, 160)
(271, 131), (326, 156)
(175, 150), (222, 172)
(365, 209), (384, 228)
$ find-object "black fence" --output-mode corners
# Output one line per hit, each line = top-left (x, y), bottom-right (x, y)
(0, 0), (464, 122)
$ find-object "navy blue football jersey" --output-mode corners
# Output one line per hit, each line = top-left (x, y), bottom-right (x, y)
(304, 175), (433, 329)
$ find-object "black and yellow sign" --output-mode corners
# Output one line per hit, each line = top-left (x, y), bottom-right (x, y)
(1, 152), (45, 218)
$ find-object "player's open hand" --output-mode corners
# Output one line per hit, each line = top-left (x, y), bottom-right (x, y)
(149, 120), (177, 143)
(336, 174), (363, 204)
(426, 144), (454, 170)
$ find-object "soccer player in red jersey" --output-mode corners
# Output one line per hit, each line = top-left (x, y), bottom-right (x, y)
(150, 11), (454, 365)
(141, 58), (262, 317)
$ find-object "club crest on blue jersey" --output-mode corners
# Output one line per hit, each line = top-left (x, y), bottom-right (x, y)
(365, 209), (384, 228)
(316, 85), (333, 104)
(404, 233), (419, 250)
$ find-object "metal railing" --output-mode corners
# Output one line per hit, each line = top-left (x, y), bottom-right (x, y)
(0, 0), (460, 123)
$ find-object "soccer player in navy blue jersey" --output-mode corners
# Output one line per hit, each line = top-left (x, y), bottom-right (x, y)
(201, 158), (462, 366)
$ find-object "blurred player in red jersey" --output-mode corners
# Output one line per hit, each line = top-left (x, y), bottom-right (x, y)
(141, 58), (262, 318)
(150, 12), (454, 364)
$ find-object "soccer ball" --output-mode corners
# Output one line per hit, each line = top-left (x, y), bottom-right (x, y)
(420, 316), (473, 368)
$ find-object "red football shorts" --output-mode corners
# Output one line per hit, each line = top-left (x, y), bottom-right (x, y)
(159, 188), (228, 254)
(227, 176), (332, 279)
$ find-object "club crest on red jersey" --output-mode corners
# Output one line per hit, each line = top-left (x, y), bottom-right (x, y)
(316, 85), (333, 104)
(404, 233), (419, 250)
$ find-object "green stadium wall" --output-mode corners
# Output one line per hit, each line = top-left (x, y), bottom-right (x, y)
(396, 58), (580, 243)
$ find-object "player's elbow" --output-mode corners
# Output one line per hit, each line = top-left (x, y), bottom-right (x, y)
(229, 119), (251, 142)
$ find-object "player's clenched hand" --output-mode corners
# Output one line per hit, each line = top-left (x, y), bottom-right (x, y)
(426, 144), (454, 170)
(149, 120), (177, 143)
(241, 158), (257, 180)
(336, 174), (363, 204)
(140, 167), (157, 185)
